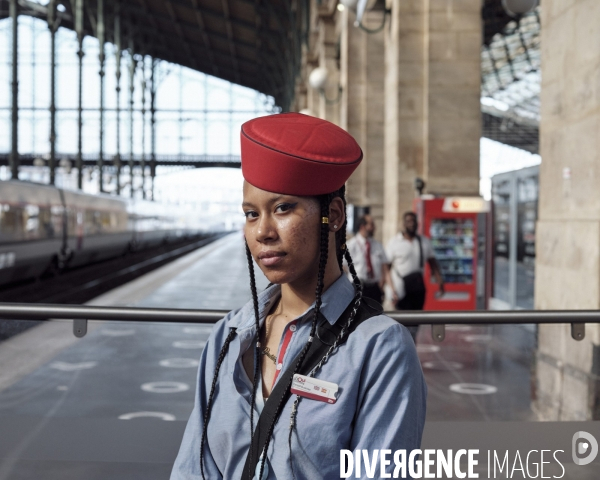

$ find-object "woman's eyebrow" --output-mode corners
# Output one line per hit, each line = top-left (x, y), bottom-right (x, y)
(242, 195), (293, 209)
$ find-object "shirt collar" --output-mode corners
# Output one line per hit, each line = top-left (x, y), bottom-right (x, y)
(355, 232), (368, 246)
(228, 274), (356, 331)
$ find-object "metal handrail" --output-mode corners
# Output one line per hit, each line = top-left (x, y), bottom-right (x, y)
(0, 303), (596, 342)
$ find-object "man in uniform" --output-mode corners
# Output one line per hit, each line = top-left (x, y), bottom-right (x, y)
(345, 214), (391, 305)
(386, 211), (445, 341)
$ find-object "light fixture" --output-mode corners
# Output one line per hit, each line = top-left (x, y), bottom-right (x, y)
(502, 0), (538, 16)
(340, 0), (389, 34)
(59, 158), (72, 173)
(308, 67), (342, 104)
(339, 0), (359, 10)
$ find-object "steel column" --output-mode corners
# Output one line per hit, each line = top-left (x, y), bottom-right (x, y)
(178, 65), (183, 158)
(75, 0), (84, 190)
(9, 0), (19, 180)
(114, 0), (122, 195)
(140, 56), (146, 199)
(128, 37), (136, 198)
(98, 0), (105, 192)
(508, 174), (518, 309)
(150, 57), (157, 201)
(48, 0), (58, 185)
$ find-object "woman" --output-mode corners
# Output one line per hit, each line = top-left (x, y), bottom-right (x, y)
(171, 113), (426, 480)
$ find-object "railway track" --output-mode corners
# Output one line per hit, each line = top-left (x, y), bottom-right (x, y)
(0, 233), (224, 340)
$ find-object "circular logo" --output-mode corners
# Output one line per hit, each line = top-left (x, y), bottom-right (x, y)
(572, 431), (598, 466)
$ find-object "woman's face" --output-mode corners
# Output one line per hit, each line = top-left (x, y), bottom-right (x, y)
(242, 181), (321, 285)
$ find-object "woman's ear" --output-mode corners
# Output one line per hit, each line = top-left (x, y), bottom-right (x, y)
(328, 197), (345, 233)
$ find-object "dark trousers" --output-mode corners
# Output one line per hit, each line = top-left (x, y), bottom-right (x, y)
(395, 290), (426, 344)
(361, 282), (383, 306)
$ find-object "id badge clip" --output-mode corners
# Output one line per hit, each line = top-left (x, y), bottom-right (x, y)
(290, 374), (338, 404)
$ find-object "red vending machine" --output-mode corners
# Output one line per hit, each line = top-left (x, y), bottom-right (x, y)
(414, 196), (493, 311)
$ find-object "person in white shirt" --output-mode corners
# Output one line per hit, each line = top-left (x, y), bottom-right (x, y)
(345, 214), (391, 304)
(386, 212), (445, 341)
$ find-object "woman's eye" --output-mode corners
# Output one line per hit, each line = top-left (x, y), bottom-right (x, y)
(244, 211), (258, 219)
(275, 202), (297, 213)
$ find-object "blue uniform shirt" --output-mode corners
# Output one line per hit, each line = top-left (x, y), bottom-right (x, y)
(171, 274), (427, 479)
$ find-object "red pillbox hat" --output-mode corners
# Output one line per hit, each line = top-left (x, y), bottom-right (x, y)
(241, 113), (363, 196)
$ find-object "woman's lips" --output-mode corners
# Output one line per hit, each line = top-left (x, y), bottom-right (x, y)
(258, 251), (286, 267)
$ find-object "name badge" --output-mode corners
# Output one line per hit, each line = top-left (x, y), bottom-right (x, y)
(290, 374), (338, 404)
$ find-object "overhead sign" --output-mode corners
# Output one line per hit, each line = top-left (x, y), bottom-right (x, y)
(442, 197), (490, 213)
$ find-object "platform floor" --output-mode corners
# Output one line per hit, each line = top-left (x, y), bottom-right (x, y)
(0, 232), (542, 479)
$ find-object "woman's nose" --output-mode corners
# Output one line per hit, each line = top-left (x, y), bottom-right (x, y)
(256, 215), (278, 243)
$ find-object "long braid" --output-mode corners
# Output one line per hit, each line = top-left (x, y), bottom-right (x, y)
(200, 327), (237, 480)
(286, 188), (364, 478)
(245, 241), (262, 480)
(256, 193), (331, 480)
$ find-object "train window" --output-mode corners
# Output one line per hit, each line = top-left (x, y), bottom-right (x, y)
(24, 205), (39, 239)
(0, 204), (24, 243)
(39, 206), (55, 239)
(65, 208), (78, 237)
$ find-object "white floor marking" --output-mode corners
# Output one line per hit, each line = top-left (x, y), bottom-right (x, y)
(173, 340), (207, 349)
(449, 383), (498, 395)
(160, 358), (199, 368)
(100, 329), (136, 336)
(56, 385), (69, 391)
(118, 411), (176, 421)
(422, 361), (464, 370)
(140, 381), (190, 393)
(49, 361), (98, 371)
(416, 344), (441, 354)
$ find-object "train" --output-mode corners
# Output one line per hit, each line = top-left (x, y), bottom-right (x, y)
(0, 180), (200, 287)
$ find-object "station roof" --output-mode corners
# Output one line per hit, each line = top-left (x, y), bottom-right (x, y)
(480, 2), (540, 153)
(1, 0), (307, 111)
(1, 0), (540, 153)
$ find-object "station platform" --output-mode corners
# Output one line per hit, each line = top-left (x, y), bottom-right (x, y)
(0, 232), (539, 479)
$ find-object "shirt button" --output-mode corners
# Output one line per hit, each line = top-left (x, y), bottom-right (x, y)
(289, 324), (297, 332)
(276, 363), (283, 371)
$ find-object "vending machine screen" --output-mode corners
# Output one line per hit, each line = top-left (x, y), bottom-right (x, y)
(429, 218), (474, 284)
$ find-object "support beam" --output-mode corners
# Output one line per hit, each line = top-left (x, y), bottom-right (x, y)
(128, 36), (137, 198)
(140, 56), (146, 199)
(98, 0), (105, 193)
(114, 0), (122, 195)
(150, 57), (157, 201)
(75, 0), (84, 190)
(9, 0), (19, 180)
(48, 0), (58, 186)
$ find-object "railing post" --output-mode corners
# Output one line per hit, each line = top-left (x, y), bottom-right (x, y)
(432, 324), (445, 342)
(571, 322), (585, 341)
(73, 319), (88, 338)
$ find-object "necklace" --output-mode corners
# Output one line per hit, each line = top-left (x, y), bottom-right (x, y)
(261, 301), (281, 364)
